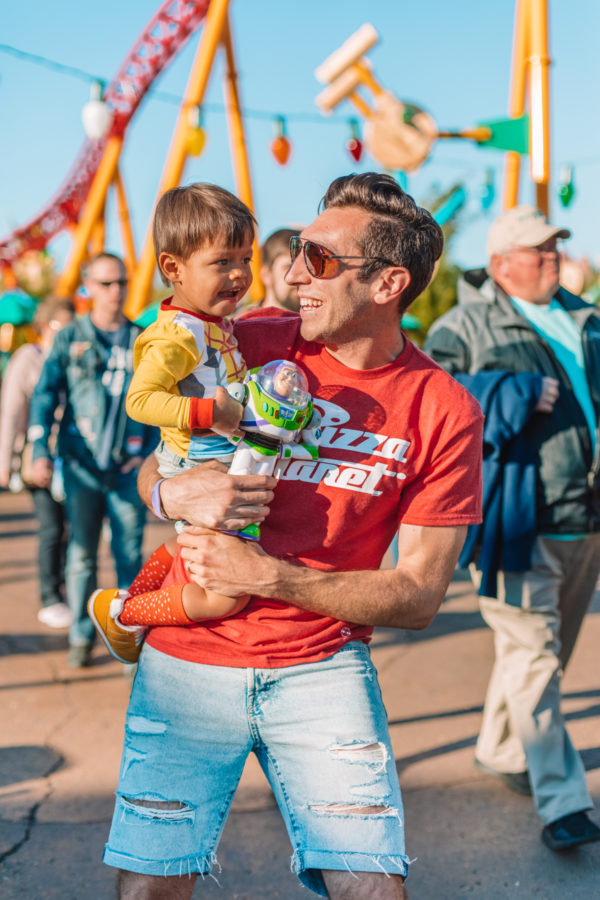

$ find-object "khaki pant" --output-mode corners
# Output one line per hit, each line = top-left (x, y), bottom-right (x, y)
(473, 534), (600, 825)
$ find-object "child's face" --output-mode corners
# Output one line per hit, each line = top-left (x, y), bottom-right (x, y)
(164, 231), (254, 317)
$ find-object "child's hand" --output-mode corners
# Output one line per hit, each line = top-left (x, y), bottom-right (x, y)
(212, 386), (243, 436)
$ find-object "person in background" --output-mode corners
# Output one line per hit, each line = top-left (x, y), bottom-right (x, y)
(259, 227), (301, 312)
(29, 253), (157, 668)
(0, 295), (75, 628)
(425, 205), (600, 852)
(238, 227), (301, 320)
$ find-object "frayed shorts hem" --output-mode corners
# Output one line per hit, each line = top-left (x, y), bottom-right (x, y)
(293, 848), (410, 896)
(102, 847), (216, 878)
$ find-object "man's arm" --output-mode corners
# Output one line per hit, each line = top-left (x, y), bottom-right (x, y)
(137, 454), (276, 532)
(178, 522), (467, 630)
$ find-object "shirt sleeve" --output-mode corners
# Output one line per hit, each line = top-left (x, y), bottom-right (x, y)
(29, 338), (67, 462)
(0, 347), (33, 473)
(399, 403), (484, 527)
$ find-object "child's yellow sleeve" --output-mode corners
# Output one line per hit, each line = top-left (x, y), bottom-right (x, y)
(126, 324), (202, 429)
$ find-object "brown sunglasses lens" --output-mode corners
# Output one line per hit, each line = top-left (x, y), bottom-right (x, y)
(304, 241), (326, 277)
(289, 237), (327, 277)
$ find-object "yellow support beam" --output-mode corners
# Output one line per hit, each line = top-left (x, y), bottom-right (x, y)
(528, 0), (551, 214)
(114, 166), (137, 276)
(125, 0), (233, 319)
(56, 135), (123, 298)
(504, 0), (529, 209)
(221, 14), (263, 302)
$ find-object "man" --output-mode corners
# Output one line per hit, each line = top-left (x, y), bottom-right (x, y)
(29, 253), (156, 667)
(425, 205), (600, 852)
(103, 174), (483, 898)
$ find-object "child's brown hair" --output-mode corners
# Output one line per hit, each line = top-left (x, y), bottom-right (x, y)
(153, 183), (256, 285)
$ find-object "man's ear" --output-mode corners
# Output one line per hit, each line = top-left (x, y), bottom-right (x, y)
(372, 267), (411, 307)
(259, 264), (272, 288)
(159, 252), (182, 284)
(488, 254), (506, 281)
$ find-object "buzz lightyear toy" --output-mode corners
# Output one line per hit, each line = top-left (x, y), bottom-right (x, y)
(225, 359), (322, 540)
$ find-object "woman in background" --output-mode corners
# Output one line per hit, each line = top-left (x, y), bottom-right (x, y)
(0, 295), (75, 628)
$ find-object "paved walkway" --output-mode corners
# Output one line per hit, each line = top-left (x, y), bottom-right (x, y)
(1, 489), (599, 898)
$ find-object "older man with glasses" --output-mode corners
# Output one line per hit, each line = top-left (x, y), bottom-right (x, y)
(425, 206), (600, 852)
(29, 253), (157, 668)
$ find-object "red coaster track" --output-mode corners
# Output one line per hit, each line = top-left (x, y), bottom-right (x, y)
(0, 0), (211, 266)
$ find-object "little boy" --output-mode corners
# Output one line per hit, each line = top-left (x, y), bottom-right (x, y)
(88, 183), (256, 663)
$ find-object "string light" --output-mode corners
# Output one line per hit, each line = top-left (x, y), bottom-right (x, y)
(270, 116), (292, 166)
(0, 42), (595, 181)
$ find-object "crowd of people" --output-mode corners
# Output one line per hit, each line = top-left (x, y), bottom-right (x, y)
(1, 173), (599, 897)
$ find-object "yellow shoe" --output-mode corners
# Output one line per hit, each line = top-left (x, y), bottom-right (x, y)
(87, 589), (145, 665)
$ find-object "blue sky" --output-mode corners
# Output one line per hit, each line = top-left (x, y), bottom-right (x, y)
(1, 0), (599, 278)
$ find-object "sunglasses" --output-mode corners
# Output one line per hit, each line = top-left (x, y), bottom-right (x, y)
(289, 236), (396, 279)
(93, 278), (129, 288)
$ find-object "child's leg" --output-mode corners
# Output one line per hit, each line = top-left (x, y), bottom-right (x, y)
(183, 584), (249, 620)
(118, 582), (249, 626)
(127, 540), (177, 596)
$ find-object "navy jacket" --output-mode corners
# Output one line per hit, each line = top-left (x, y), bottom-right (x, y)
(454, 371), (542, 597)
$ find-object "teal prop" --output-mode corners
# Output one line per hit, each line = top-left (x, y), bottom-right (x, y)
(134, 300), (161, 329)
(475, 114), (530, 154)
(0, 290), (38, 325)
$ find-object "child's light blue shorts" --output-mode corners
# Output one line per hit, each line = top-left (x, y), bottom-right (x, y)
(103, 642), (409, 895)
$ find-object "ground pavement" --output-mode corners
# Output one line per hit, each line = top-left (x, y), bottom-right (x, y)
(0, 489), (599, 899)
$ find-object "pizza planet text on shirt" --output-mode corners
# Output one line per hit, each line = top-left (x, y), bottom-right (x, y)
(275, 397), (409, 495)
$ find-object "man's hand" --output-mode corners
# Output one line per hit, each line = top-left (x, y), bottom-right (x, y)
(31, 457), (53, 489)
(121, 456), (144, 474)
(535, 376), (559, 413)
(211, 386), (243, 437)
(137, 455), (276, 530)
(0, 469), (10, 489)
(178, 528), (271, 597)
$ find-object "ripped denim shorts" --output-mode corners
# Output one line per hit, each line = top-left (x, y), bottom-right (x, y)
(103, 642), (409, 895)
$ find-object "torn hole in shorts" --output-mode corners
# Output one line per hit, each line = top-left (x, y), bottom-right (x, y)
(119, 795), (196, 823)
(328, 741), (388, 772)
(309, 801), (398, 818)
(126, 714), (168, 735)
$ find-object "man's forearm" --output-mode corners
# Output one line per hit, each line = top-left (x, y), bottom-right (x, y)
(178, 523), (466, 631)
(260, 556), (443, 630)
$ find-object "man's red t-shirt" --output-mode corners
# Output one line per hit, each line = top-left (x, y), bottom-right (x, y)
(147, 316), (483, 668)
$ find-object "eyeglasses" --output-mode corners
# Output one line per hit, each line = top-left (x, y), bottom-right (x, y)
(512, 239), (561, 257)
(289, 236), (396, 279)
(92, 278), (129, 288)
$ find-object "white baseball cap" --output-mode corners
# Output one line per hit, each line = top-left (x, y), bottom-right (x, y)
(487, 205), (571, 257)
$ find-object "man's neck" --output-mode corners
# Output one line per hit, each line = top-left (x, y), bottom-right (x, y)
(324, 330), (406, 370)
(91, 310), (126, 331)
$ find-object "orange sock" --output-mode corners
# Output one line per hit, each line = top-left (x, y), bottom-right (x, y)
(127, 544), (174, 596)
(119, 583), (193, 627)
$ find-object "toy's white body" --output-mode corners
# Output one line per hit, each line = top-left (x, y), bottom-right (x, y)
(225, 360), (321, 537)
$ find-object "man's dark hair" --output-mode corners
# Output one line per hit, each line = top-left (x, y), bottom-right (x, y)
(153, 183), (257, 285)
(261, 227), (300, 270)
(321, 173), (443, 310)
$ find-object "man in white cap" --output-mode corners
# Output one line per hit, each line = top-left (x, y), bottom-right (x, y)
(425, 206), (600, 852)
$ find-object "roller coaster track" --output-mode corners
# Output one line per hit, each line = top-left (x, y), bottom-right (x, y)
(0, 0), (211, 266)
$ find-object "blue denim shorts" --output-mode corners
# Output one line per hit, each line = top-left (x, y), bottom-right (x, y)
(103, 643), (409, 895)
